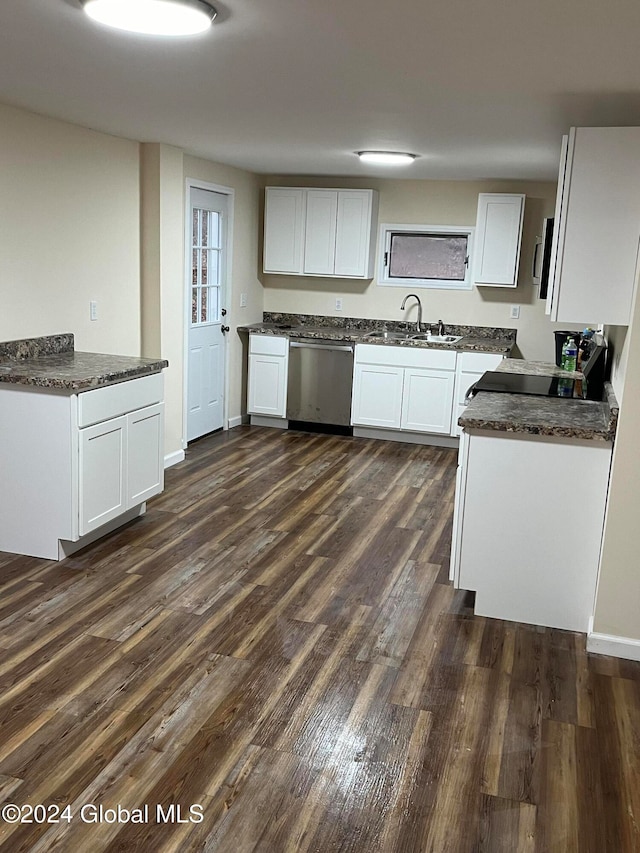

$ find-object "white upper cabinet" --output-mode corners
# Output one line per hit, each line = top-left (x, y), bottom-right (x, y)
(335, 191), (375, 277)
(264, 187), (378, 279)
(473, 193), (525, 287)
(263, 188), (305, 274)
(304, 191), (338, 274)
(546, 127), (640, 326)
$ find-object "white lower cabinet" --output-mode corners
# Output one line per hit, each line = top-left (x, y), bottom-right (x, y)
(451, 429), (612, 632)
(80, 414), (127, 535)
(452, 351), (505, 436)
(401, 368), (455, 434)
(79, 402), (164, 536)
(351, 344), (457, 435)
(352, 364), (404, 428)
(0, 372), (166, 560)
(247, 334), (289, 419)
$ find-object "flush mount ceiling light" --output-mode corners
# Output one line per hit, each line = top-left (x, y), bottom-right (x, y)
(357, 151), (417, 166)
(81, 0), (217, 36)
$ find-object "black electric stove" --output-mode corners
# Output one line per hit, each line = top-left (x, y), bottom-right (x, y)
(472, 371), (577, 398)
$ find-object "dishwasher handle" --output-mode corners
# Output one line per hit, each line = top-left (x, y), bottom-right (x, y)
(289, 341), (354, 353)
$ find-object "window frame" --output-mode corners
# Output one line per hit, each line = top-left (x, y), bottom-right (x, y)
(377, 223), (475, 290)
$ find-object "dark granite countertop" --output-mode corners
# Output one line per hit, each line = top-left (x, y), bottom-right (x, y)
(460, 358), (618, 442)
(238, 313), (516, 355)
(0, 334), (168, 391)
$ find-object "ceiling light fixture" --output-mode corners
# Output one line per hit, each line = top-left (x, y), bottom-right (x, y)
(81, 0), (217, 37)
(357, 151), (417, 166)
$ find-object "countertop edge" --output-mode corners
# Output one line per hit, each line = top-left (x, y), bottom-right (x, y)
(238, 324), (514, 354)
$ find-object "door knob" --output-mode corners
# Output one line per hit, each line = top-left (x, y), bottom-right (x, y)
(221, 325), (230, 334)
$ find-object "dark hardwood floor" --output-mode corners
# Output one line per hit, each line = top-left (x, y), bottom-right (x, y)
(0, 425), (639, 852)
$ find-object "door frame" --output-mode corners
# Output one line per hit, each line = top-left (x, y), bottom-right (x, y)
(183, 178), (235, 450)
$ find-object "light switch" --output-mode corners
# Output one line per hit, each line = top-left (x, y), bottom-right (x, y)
(510, 305), (520, 320)
(90, 301), (98, 321)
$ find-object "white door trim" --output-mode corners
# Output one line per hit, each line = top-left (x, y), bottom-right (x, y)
(183, 178), (235, 450)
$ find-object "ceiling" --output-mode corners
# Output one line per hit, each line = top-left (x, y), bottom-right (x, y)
(1, 0), (640, 181)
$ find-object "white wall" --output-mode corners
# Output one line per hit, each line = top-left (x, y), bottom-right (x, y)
(183, 155), (264, 421)
(0, 102), (141, 355)
(593, 269), (640, 642)
(139, 143), (185, 460)
(261, 176), (584, 362)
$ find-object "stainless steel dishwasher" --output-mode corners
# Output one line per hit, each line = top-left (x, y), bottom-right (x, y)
(286, 338), (354, 433)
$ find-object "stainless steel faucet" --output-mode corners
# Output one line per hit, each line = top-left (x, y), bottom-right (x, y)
(400, 293), (423, 333)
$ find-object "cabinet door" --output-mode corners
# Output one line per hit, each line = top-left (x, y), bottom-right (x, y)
(127, 403), (164, 506)
(248, 355), (288, 417)
(351, 364), (404, 428)
(545, 134), (570, 317)
(450, 429), (469, 584)
(474, 194), (525, 287)
(263, 188), (305, 274)
(304, 190), (337, 275)
(401, 368), (455, 434)
(549, 127), (640, 325)
(79, 415), (127, 536)
(452, 352), (504, 437)
(334, 191), (374, 278)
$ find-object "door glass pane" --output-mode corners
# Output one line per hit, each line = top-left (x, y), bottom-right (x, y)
(200, 288), (208, 323)
(209, 249), (219, 286)
(209, 286), (220, 321)
(389, 233), (468, 281)
(192, 288), (198, 324)
(201, 250), (208, 285)
(192, 210), (199, 247)
(209, 212), (221, 249)
(201, 210), (209, 247)
(192, 250), (198, 285)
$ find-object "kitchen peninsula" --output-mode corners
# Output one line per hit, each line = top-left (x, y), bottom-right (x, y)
(451, 357), (618, 632)
(0, 334), (168, 560)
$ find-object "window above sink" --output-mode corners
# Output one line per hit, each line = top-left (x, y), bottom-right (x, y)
(378, 223), (474, 291)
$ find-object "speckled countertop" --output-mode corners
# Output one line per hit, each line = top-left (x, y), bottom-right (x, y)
(0, 334), (168, 391)
(238, 313), (516, 354)
(460, 358), (618, 442)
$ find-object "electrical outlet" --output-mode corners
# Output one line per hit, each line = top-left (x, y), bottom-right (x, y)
(90, 300), (98, 321)
(335, 298), (343, 311)
(509, 305), (520, 320)
(240, 293), (247, 308)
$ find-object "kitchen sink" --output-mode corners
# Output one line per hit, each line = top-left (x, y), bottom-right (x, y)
(364, 330), (413, 341)
(411, 334), (463, 344)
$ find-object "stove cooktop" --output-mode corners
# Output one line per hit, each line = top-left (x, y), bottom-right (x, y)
(473, 371), (577, 398)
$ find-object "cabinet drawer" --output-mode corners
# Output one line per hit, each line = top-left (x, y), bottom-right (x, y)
(78, 373), (163, 428)
(458, 351), (504, 373)
(355, 344), (456, 371)
(249, 334), (288, 357)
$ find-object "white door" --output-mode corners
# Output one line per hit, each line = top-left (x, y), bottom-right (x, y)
(187, 188), (228, 442)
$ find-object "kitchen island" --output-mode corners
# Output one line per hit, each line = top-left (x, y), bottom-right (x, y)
(451, 358), (617, 633)
(0, 333), (168, 560)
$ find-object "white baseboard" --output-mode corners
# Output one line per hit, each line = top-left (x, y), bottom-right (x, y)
(228, 415), (249, 429)
(164, 449), (186, 469)
(353, 426), (459, 448)
(587, 631), (640, 662)
(250, 415), (289, 429)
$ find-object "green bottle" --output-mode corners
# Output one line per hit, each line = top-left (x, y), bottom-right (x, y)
(561, 336), (577, 372)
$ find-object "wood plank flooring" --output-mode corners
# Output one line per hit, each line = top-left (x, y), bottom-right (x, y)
(0, 425), (639, 852)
